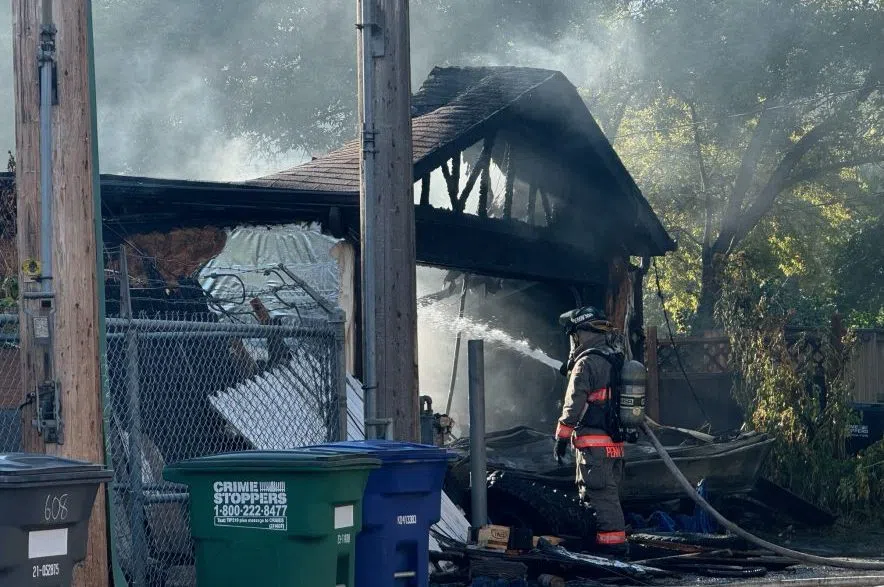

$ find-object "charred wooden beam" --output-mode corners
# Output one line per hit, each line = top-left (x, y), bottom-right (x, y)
(457, 135), (496, 213)
(414, 206), (607, 285)
(478, 161), (492, 218)
(503, 145), (516, 219)
(527, 184), (538, 224)
(540, 189), (553, 225)
(420, 174), (430, 206)
(630, 256), (650, 361)
(440, 156), (461, 209)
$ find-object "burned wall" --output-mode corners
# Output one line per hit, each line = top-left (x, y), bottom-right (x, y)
(417, 265), (605, 435)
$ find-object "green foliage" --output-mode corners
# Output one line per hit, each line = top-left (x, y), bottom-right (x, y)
(610, 0), (884, 329)
(833, 217), (884, 328)
(0, 277), (17, 309)
(718, 257), (884, 516)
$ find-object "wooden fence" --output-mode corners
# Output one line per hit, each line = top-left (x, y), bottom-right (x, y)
(645, 327), (884, 433)
(645, 328), (741, 432)
(853, 330), (884, 404)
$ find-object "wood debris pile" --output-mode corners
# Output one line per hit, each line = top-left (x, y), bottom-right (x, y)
(428, 525), (806, 586)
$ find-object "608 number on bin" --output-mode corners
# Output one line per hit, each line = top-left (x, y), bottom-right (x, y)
(213, 505), (288, 517)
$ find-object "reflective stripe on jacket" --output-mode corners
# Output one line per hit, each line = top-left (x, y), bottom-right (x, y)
(572, 434), (624, 458)
(596, 530), (627, 545)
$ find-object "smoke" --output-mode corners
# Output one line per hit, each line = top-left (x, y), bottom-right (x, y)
(0, 0), (627, 433)
(416, 264), (570, 435)
(0, 5), (12, 160)
(1, 1), (637, 180)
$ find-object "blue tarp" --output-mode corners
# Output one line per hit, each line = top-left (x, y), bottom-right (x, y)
(626, 478), (718, 534)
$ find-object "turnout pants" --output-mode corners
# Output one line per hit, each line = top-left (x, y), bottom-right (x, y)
(575, 446), (626, 546)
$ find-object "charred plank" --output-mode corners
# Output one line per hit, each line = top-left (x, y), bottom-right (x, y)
(503, 145), (516, 219)
(458, 135), (496, 214)
(419, 173), (430, 206)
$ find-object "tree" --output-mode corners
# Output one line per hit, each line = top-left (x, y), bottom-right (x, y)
(833, 215), (884, 327)
(608, 0), (884, 329)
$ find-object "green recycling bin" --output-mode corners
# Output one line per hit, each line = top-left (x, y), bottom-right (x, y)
(164, 450), (380, 587)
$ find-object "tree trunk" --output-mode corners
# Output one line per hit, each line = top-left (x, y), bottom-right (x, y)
(694, 249), (724, 331)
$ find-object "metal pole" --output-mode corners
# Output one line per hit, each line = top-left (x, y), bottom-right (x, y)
(445, 275), (469, 415)
(120, 247), (146, 587)
(358, 0), (379, 439)
(332, 310), (348, 441)
(38, 0), (55, 297)
(275, 264), (339, 316)
(468, 339), (487, 531)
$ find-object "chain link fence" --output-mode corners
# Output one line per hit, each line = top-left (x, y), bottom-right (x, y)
(0, 163), (22, 452)
(104, 310), (345, 586)
(0, 312), (22, 453)
(0, 309), (346, 586)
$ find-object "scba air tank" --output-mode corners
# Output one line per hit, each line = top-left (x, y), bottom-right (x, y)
(619, 359), (647, 426)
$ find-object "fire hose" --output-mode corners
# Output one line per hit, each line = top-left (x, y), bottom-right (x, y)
(640, 420), (884, 571)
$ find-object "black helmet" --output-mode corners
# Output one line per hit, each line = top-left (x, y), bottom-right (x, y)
(558, 306), (613, 335)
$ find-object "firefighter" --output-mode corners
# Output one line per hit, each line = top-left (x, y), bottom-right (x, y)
(553, 306), (627, 554)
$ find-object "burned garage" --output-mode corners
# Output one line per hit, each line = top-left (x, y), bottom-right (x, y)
(1, 66), (840, 585)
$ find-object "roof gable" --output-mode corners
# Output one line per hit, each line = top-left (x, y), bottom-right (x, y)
(251, 65), (674, 255)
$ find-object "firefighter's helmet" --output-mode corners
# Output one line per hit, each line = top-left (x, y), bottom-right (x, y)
(558, 306), (614, 335)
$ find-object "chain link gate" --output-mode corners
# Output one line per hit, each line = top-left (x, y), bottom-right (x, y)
(104, 313), (346, 586)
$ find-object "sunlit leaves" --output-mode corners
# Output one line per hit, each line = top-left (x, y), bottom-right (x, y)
(598, 0), (884, 329)
(719, 273), (883, 516)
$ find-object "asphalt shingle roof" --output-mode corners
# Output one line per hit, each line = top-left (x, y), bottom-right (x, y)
(252, 66), (560, 193)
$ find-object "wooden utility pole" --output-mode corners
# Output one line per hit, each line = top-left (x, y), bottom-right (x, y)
(356, 0), (418, 441)
(13, 1), (109, 586)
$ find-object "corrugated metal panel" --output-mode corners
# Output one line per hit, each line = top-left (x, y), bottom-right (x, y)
(345, 374), (469, 550)
(199, 223), (342, 324)
(209, 346), (333, 449)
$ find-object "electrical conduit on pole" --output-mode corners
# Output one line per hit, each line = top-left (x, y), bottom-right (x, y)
(31, 0), (58, 435)
(358, 0), (387, 439)
(38, 0), (54, 299)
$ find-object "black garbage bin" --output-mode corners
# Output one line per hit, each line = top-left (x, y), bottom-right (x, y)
(0, 453), (112, 586)
(847, 403), (884, 455)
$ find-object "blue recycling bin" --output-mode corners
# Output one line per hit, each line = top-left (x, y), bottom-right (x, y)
(302, 440), (455, 587)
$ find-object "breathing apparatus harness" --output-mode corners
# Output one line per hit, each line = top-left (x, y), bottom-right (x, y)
(565, 346), (635, 443)
(559, 306), (645, 444)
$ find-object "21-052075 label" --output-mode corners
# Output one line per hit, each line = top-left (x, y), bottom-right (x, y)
(212, 481), (288, 531)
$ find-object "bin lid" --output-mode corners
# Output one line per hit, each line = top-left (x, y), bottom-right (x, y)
(0, 453), (110, 484)
(302, 440), (457, 464)
(165, 449), (381, 474)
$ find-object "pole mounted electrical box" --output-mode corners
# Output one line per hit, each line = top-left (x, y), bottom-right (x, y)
(23, 259), (62, 444)
(34, 381), (63, 444)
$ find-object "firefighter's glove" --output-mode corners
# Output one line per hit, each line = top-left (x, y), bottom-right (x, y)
(554, 437), (569, 464)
